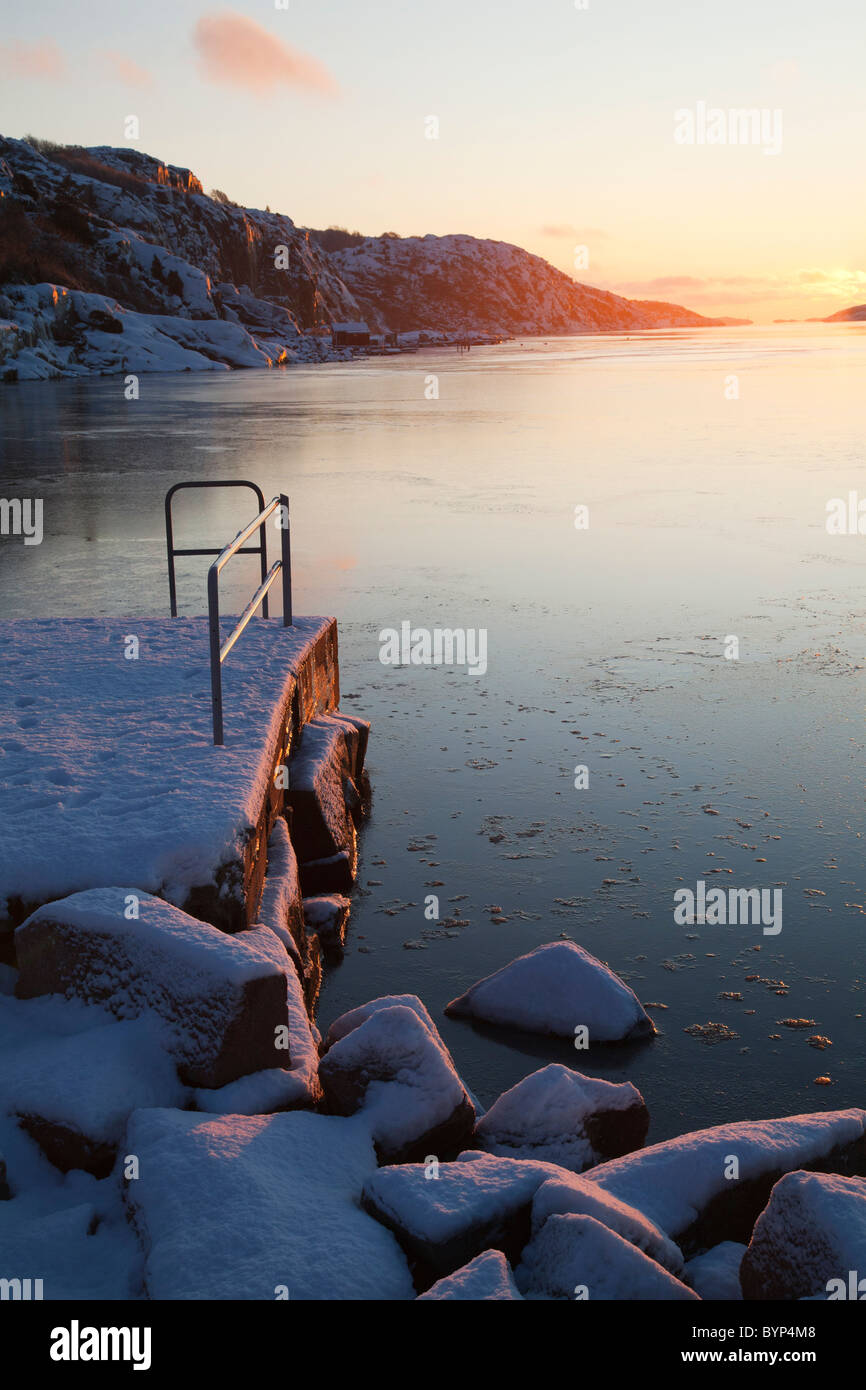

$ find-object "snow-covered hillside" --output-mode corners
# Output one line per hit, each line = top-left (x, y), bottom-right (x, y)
(0, 136), (360, 380)
(330, 233), (739, 336)
(0, 134), (740, 381)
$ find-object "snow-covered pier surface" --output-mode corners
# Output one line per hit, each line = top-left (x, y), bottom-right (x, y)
(0, 615), (341, 952)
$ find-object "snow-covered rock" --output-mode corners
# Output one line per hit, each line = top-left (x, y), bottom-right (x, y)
(528, 1171), (684, 1274)
(303, 894), (351, 955)
(586, 1110), (866, 1254)
(319, 1003), (475, 1163)
(445, 941), (654, 1043)
(15, 888), (290, 1088)
(285, 714), (363, 881)
(515, 1213), (700, 1301)
(416, 1249), (523, 1301)
(685, 1242), (746, 1300)
(362, 1151), (581, 1280)
(125, 1108), (414, 1300)
(325, 993), (440, 1049)
(740, 1171), (866, 1301)
(475, 1064), (648, 1172)
(7, 1017), (184, 1176)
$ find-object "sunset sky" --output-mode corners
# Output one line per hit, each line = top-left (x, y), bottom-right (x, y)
(1, 0), (863, 321)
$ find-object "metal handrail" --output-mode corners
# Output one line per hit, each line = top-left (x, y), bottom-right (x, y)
(163, 482), (292, 745)
(165, 480), (268, 618)
(207, 493), (292, 745)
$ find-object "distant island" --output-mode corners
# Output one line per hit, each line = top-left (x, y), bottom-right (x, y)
(0, 135), (749, 382)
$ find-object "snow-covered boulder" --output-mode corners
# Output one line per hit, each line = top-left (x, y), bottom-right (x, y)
(586, 1110), (866, 1255)
(303, 894), (351, 955)
(474, 1064), (648, 1172)
(257, 817), (307, 970)
(417, 1250), (523, 1301)
(363, 1151), (591, 1281)
(125, 1108), (414, 1300)
(685, 1242), (746, 1300)
(740, 1171), (866, 1301)
(15, 889), (290, 1088)
(319, 1003), (475, 1163)
(529, 1171), (684, 1274)
(445, 941), (653, 1042)
(7, 1017), (184, 1176)
(286, 716), (360, 865)
(515, 1213), (699, 1301)
(325, 993), (440, 1049)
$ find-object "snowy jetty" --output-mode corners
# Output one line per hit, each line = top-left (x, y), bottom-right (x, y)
(3, 613), (866, 1299)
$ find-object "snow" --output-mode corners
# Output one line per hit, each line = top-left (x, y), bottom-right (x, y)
(474, 1063), (645, 1172)
(515, 1213), (700, 1301)
(529, 1172), (684, 1274)
(740, 1171), (866, 1300)
(125, 1108), (415, 1300)
(0, 616), (335, 919)
(302, 894), (351, 951)
(445, 941), (654, 1042)
(286, 714), (357, 863)
(685, 1242), (745, 1300)
(417, 1250), (523, 1301)
(586, 1110), (866, 1240)
(16, 888), (290, 1088)
(257, 817), (305, 966)
(319, 1003), (473, 1160)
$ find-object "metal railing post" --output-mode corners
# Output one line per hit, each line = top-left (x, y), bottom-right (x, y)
(207, 565), (225, 746)
(279, 493), (292, 626)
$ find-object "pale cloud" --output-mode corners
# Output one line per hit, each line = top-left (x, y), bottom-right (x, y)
(98, 50), (153, 89)
(0, 39), (65, 80)
(193, 11), (338, 96)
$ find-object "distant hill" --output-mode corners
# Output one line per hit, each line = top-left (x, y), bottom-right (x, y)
(823, 304), (866, 322)
(328, 233), (745, 336)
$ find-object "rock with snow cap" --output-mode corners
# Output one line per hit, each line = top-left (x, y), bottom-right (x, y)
(319, 1003), (475, 1163)
(740, 1170), (866, 1301)
(515, 1213), (700, 1301)
(685, 1242), (745, 1300)
(586, 1109), (866, 1256)
(474, 1063), (648, 1172)
(445, 941), (653, 1042)
(15, 888), (290, 1088)
(416, 1249), (523, 1301)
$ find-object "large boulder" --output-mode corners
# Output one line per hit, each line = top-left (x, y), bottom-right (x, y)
(515, 1213), (699, 1301)
(474, 1063), (648, 1172)
(124, 1108), (414, 1300)
(8, 1017), (184, 1176)
(586, 1109), (866, 1256)
(740, 1171), (866, 1301)
(528, 1170), (684, 1274)
(285, 714), (367, 868)
(445, 941), (653, 1042)
(15, 888), (290, 1088)
(319, 1002), (475, 1164)
(416, 1250), (523, 1301)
